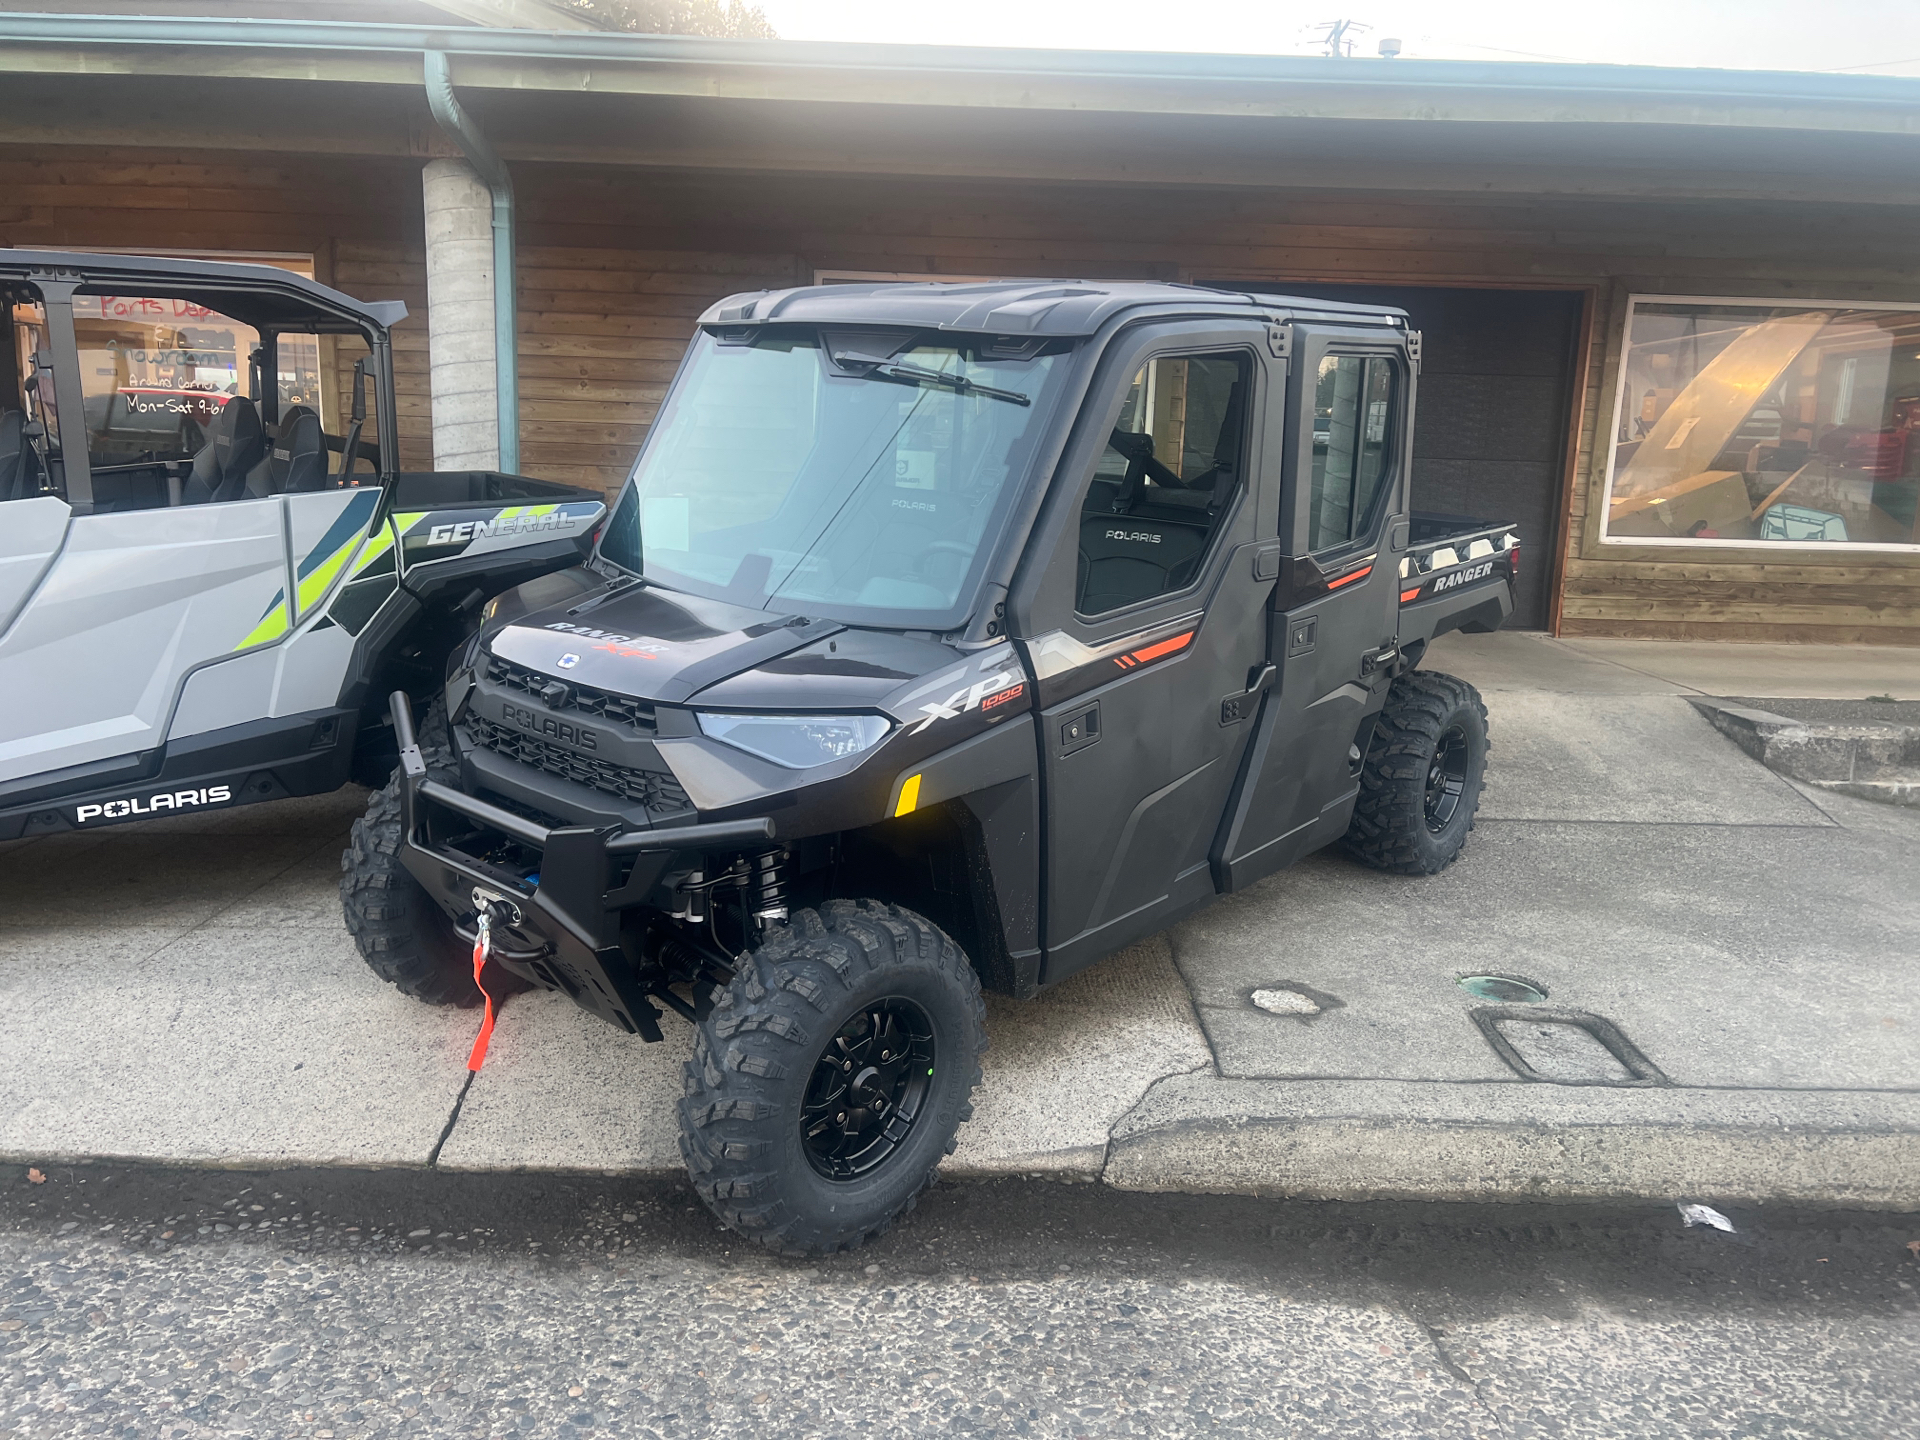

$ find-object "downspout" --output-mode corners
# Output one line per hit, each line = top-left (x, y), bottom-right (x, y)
(423, 48), (519, 475)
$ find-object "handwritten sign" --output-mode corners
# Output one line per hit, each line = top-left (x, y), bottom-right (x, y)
(72, 295), (223, 322)
(116, 388), (229, 424)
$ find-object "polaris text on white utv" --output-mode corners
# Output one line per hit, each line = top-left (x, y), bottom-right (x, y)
(340, 280), (1519, 1255)
(0, 251), (603, 842)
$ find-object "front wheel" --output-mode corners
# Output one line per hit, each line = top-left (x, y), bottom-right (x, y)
(340, 701), (525, 1008)
(678, 901), (987, 1255)
(1343, 670), (1489, 875)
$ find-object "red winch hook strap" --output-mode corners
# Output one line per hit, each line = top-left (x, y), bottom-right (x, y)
(467, 910), (499, 1072)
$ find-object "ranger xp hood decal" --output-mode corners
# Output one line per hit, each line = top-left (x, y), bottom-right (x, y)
(488, 584), (843, 705)
(542, 621), (673, 660)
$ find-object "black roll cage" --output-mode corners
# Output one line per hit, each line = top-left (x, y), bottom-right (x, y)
(2, 251), (403, 516)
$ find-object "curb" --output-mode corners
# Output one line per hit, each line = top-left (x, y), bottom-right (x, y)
(1689, 698), (1920, 807)
(1102, 1073), (1920, 1209)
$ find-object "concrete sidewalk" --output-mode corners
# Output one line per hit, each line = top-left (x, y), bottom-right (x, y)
(2, 632), (1917, 1210)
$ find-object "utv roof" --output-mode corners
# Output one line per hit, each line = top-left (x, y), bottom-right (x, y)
(698, 280), (1410, 338)
(0, 248), (407, 334)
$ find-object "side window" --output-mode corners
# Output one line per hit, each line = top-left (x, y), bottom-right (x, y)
(1077, 351), (1250, 617)
(74, 293), (256, 486)
(67, 293), (372, 511)
(1307, 354), (1396, 552)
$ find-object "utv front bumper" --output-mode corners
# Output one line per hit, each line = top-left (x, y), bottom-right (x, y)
(386, 693), (770, 1040)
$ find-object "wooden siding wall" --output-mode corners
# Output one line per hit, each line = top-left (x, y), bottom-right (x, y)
(0, 148), (439, 471)
(6, 147), (1920, 642)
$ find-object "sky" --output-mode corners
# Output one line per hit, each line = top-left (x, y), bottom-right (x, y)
(752, 0), (1920, 77)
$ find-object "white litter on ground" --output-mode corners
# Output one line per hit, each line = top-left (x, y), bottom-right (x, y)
(1678, 1203), (1737, 1233)
(1251, 988), (1321, 1017)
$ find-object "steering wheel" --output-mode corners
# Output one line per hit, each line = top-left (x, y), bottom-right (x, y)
(917, 539), (974, 579)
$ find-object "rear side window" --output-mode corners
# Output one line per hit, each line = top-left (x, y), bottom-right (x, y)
(66, 292), (375, 512)
(1307, 354), (1396, 552)
(1077, 351), (1250, 617)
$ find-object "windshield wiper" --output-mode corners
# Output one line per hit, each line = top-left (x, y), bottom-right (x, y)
(840, 355), (1032, 407)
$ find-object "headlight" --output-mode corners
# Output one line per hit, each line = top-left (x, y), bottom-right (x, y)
(696, 712), (892, 769)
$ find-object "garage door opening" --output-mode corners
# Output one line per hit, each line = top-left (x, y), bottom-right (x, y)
(1210, 283), (1585, 630)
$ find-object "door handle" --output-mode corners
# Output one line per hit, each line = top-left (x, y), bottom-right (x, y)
(1360, 643), (1399, 677)
(1221, 664), (1278, 727)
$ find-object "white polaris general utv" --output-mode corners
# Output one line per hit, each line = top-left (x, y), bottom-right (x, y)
(339, 279), (1519, 1255)
(0, 251), (603, 840)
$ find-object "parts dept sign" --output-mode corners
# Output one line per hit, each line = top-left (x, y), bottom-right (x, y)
(73, 783), (234, 827)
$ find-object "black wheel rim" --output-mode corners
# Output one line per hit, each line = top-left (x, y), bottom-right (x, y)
(1425, 724), (1470, 832)
(801, 997), (936, 1181)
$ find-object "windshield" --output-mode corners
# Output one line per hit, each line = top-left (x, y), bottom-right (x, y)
(600, 329), (1074, 626)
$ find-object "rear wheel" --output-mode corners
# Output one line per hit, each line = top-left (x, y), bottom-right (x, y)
(339, 701), (524, 1008)
(1343, 670), (1489, 875)
(678, 901), (987, 1255)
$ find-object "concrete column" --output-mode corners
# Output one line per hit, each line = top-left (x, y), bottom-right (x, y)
(422, 157), (499, 471)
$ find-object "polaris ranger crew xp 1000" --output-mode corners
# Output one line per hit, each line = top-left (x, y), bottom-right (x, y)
(0, 251), (603, 841)
(342, 281), (1519, 1252)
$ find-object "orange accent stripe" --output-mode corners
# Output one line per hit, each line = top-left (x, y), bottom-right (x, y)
(1400, 587), (1423, 603)
(1128, 630), (1195, 666)
(1326, 565), (1374, 591)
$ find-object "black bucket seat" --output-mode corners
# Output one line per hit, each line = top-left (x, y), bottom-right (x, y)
(263, 405), (328, 493)
(181, 396), (267, 505)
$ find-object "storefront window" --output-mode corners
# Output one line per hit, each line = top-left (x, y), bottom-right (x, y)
(1604, 298), (1920, 548)
(70, 294), (330, 470)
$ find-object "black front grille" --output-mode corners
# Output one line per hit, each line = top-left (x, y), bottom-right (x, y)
(463, 715), (692, 814)
(485, 656), (657, 734)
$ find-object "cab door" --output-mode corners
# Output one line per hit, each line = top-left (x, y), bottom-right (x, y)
(1213, 326), (1411, 890)
(1008, 322), (1281, 984)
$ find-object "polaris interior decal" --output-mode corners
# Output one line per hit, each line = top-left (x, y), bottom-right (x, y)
(76, 784), (233, 825)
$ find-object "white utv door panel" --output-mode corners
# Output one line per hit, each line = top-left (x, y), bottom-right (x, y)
(286, 487), (380, 621)
(0, 498), (289, 783)
(0, 497), (70, 633)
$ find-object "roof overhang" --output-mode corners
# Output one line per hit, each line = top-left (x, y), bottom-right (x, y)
(1, 16), (1916, 206)
(1, 14), (1914, 131)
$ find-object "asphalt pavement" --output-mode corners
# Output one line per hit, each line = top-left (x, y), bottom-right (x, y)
(3, 1161), (1918, 1440)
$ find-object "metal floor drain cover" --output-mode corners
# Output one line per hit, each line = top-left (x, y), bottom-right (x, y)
(1458, 974), (1548, 1003)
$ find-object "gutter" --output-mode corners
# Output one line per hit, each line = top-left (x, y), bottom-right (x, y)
(423, 48), (519, 476)
(0, 15), (1916, 127)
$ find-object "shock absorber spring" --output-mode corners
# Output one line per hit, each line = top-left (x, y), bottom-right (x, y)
(749, 847), (790, 928)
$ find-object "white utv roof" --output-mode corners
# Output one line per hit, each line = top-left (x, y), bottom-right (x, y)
(699, 279), (1410, 337)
